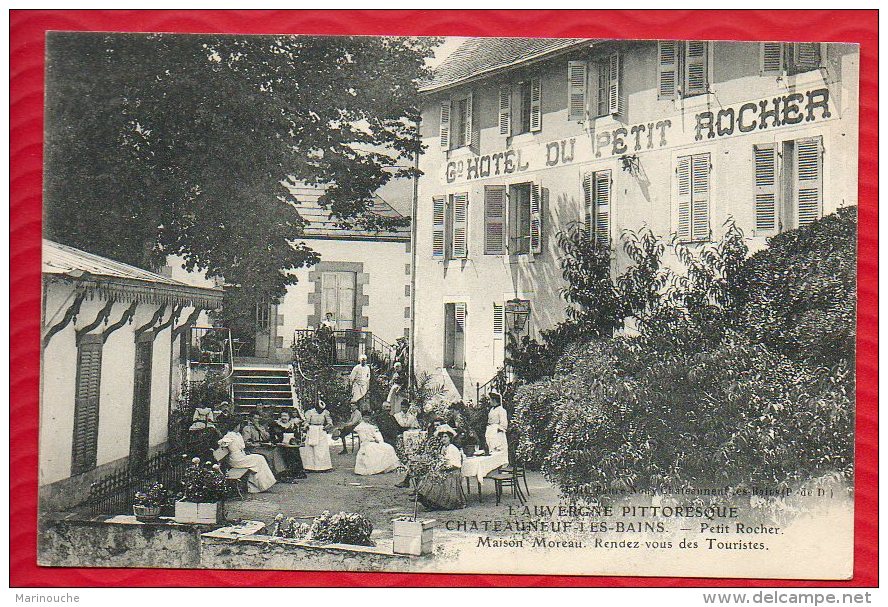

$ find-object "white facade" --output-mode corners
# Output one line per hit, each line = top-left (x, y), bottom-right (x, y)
(40, 241), (221, 511)
(412, 39), (860, 399)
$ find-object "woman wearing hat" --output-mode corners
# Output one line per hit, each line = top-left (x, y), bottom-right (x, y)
(417, 425), (466, 511)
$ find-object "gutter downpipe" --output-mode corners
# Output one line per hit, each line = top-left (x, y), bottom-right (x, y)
(408, 122), (420, 395)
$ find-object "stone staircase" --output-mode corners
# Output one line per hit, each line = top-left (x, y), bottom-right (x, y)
(231, 365), (294, 412)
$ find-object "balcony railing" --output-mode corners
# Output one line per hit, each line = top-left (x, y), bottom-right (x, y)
(292, 328), (394, 367)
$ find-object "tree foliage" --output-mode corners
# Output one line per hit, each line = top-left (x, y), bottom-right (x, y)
(44, 33), (438, 303)
(512, 208), (856, 501)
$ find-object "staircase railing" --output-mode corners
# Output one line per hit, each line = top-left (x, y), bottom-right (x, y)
(184, 326), (235, 406)
(476, 366), (511, 405)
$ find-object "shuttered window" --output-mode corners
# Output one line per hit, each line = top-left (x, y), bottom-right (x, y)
(498, 86), (511, 136)
(463, 92), (473, 148)
(596, 53), (622, 117)
(530, 183), (543, 254)
(584, 170), (612, 247)
(684, 41), (709, 97)
(529, 77), (542, 132)
(752, 136), (823, 234)
(493, 302), (505, 335)
(431, 195), (446, 258)
(791, 43), (822, 74)
(795, 137), (823, 227)
(567, 61), (588, 122)
(657, 41), (679, 100)
(451, 192), (469, 259)
(753, 144), (778, 233)
(72, 334), (103, 475)
(659, 41), (709, 99)
(760, 42), (784, 75)
(444, 302), (467, 369)
(439, 101), (451, 149)
(676, 152), (711, 242)
(761, 42), (822, 75)
(484, 186), (507, 255)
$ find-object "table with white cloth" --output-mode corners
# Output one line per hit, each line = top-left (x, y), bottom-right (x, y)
(461, 451), (508, 503)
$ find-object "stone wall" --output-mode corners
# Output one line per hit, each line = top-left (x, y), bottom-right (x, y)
(38, 514), (208, 568)
(38, 515), (430, 572)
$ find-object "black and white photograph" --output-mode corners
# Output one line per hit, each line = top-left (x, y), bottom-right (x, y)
(37, 32), (859, 578)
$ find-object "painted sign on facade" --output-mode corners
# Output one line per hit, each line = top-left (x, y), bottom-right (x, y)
(441, 87), (833, 184)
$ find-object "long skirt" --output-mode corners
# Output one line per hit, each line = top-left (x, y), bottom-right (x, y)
(301, 425), (333, 471)
(227, 451), (277, 493)
(418, 468), (466, 511)
(354, 441), (400, 475)
(485, 426), (508, 454)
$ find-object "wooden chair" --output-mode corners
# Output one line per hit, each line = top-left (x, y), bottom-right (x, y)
(486, 440), (527, 506)
(213, 447), (251, 500)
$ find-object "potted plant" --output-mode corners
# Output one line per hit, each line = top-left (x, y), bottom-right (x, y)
(393, 436), (443, 556)
(133, 482), (168, 522)
(174, 457), (227, 524)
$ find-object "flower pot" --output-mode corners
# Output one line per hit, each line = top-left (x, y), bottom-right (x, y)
(392, 518), (435, 556)
(174, 500), (224, 524)
(133, 504), (162, 522)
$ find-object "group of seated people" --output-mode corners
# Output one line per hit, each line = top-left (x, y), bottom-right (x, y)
(183, 391), (510, 502)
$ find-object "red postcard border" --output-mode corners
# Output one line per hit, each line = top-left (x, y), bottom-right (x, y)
(9, 9), (878, 588)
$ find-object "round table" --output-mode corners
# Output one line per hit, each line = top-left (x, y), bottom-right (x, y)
(461, 451), (508, 502)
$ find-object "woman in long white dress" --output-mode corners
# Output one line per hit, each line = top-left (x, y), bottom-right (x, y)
(485, 392), (509, 454)
(218, 431), (277, 493)
(353, 421), (401, 475)
(301, 401), (334, 472)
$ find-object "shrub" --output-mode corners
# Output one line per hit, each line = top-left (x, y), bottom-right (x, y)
(292, 336), (351, 422)
(740, 206), (856, 367)
(179, 457), (228, 503)
(309, 511), (374, 546)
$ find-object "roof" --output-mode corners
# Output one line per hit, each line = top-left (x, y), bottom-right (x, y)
(420, 37), (589, 93)
(288, 185), (410, 242)
(43, 239), (223, 308)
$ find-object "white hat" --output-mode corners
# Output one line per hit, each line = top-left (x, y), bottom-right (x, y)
(434, 424), (457, 437)
(359, 354), (368, 361)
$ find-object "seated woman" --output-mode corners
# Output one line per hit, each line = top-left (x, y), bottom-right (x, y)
(417, 425), (466, 511)
(240, 411), (271, 446)
(270, 410), (307, 480)
(353, 421), (401, 476)
(218, 430), (277, 493)
(302, 400), (334, 472)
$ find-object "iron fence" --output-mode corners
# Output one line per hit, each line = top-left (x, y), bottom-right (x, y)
(82, 449), (189, 515)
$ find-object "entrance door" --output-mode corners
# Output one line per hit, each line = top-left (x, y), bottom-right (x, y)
(130, 335), (153, 464)
(321, 271), (357, 329)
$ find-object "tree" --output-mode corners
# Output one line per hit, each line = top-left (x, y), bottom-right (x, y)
(43, 33), (438, 308)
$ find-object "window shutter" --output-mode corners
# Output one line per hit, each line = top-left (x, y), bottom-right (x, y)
(792, 43), (822, 72)
(596, 59), (609, 117)
(484, 185), (506, 255)
(607, 52), (623, 115)
(498, 86), (511, 136)
(454, 302), (466, 333)
(529, 183), (543, 254)
(451, 192), (469, 259)
(529, 77), (542, 132)
(432, 195), (446, 258)
(593, 170), (611, 248)
(760, 42), (784, 75)
(676, 155), (692, 241)
(463, 92), (474, 148)
(72, 335), (103, 475)
(753, 144), (778, 233)
(657, 41), (679, 100)
(795, 137), (822, 227)
(439, 100), (451, 149)
(691, 153), (711, 240)
(567, 61), (588, 122)
(582, 173), (593, 236)
(493, 303), (505, 336)
(684, 41), (709, 97)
